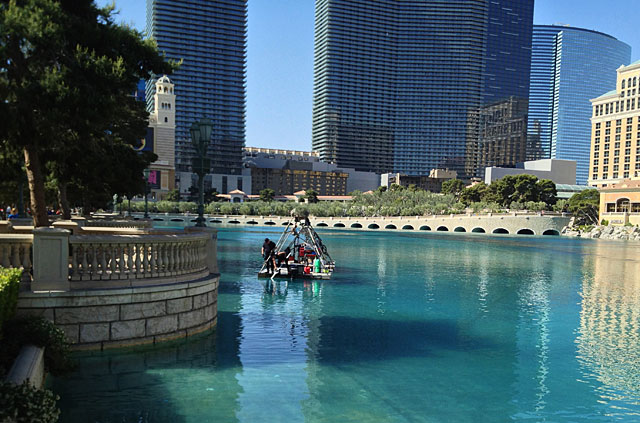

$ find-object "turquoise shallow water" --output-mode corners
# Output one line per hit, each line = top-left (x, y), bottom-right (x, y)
(50, 228), (640, 422)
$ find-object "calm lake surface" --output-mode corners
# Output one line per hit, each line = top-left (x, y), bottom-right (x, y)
(50, 227), (640, 422)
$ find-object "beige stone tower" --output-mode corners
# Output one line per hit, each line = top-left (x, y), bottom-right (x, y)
(147, 75), (176, 199)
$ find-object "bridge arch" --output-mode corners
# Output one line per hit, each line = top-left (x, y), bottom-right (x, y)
(316, 222), (329, 227)
(368, 223), (380, 229)
(209, 219), (222, 223)
(333, 223), (345, 228)
(153, 218), (164, 222)
(264, 221), (276, 225)
(351, 223), (362, 228)
(471, 227), (486, 233)
(436, 226), (449, 232)
(247, 220), (258, 225)
(402, 225), (414, 230)
(228, 220), (241, 224)
(454, 227), (466, 232)
(492, 228), (509, 234)
(419, 225), (431, 231)
(517, 228), (535, 235)
(542, 229), (560, 236)
(170, 218), (184, 222)
(385, 224), (397, 230)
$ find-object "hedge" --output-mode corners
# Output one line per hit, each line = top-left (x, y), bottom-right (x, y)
(0, 267), (22, 329)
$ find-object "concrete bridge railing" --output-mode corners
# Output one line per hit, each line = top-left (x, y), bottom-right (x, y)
(136, 212), (570, 237)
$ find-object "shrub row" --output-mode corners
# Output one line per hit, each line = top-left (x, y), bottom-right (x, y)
(0, 268), (22, 332)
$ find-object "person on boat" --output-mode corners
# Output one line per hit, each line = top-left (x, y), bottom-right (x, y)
(275, 246), (291, 267)
(262, 238), (276, 273)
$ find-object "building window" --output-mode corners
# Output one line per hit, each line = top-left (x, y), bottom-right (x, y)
(628, 118), (634, 124)
(594, 159), (599, 165)
(625, 163), (630, 169)
(237, 177), (243, 192)
(627, 141), (632, 147)
(614, 157), (619, 164)
(613, 173), (619, 178)
(164, 117), (168, 123)
(617, 119), (622, 126)
(604, 158), (609, 164)
(615, 150), (620, 157)
(615, 142), (621, 149)
(596, 122), (601, 129)
(593, 174), (598, 180)
(606, 121), (611, 128)
(625, 149), (631, 157)
(595, 145), (600, 151)
(624, 172), (630, 178)
(616, 135), (621, 141)
(595, 137), (600, 144)
(603, 173), (608, 179)
(623, 80), (626, 89)
(606, 129), (611, 135)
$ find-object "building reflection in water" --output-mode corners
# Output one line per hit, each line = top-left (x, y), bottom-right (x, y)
(576, 241), (640, 409)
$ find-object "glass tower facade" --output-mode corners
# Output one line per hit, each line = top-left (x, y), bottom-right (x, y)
(146, 0), (247, 175)
(528, 25), (630, 185)
(312, 0), (533, 177)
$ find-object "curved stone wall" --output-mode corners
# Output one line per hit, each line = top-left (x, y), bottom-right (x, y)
(16, 274), (219, 350)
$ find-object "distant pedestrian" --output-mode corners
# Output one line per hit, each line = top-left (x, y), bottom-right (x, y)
(8, 208), (18, 220)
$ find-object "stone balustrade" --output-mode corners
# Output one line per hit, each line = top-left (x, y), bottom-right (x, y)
(69, 232), (210, 289)
(3, 224), (220, 350)
(0, 234), (33, 276)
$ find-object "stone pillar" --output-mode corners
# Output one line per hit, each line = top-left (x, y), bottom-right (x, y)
(32, 228), (70, 292)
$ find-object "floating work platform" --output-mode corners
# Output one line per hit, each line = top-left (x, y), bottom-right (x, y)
(259, 212), (335, 280)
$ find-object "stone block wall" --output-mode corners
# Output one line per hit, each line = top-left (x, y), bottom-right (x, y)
(16, 274), (219, 350)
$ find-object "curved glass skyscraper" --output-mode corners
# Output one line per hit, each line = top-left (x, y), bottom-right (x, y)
(146, 0), (247, 176)
(312, 0), (534, 177)
(528, 25), (631, 185)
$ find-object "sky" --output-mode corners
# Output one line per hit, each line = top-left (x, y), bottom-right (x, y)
(98, 0), (639, 152)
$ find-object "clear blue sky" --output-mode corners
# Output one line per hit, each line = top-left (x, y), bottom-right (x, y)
(98, 0), (638, 152)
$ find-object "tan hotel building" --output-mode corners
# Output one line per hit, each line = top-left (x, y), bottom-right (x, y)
(589, 60), (640, 187)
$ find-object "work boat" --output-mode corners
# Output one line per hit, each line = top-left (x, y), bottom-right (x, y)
(258, 212), (335, 280)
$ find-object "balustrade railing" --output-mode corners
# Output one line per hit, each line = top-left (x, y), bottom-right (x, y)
(69, 233), (209, 283)
(0, 235), (33, 274)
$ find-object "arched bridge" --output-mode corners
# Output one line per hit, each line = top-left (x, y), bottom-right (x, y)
(142, 213), (570, 237)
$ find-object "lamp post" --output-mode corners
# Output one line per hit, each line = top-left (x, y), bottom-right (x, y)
(143, 168), (150, 219)
(190, 118), (213, 227)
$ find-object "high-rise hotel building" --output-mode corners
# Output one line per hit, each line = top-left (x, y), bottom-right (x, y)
(312, 0), (533, 178)
(146, 0), (247, 193)
(589, 61), (640, 187)
(528, 25), (630, 185)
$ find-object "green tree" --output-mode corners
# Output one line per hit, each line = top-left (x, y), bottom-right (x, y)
(165, 189), (180, 202)
(204, 188), (219, 203)
(460, 183), (489, 205)
(537, 179), (557, 206)
(489, 175), (516, 206)
(304, 189), (319, 204)
(259, 188), (275, 202)
(512, 174), (540, 203)
(441, 179), (465, 198)
(568, 189), (600, 226)
(0, 0), (175, 226)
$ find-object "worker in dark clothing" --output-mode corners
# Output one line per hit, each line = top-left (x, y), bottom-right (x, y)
(262, 238), (276, 273)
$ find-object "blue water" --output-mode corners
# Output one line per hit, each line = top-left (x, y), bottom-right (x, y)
(50, 228), (640, 422)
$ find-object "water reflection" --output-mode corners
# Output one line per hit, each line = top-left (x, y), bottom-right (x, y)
(577, 241), (640, 413)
